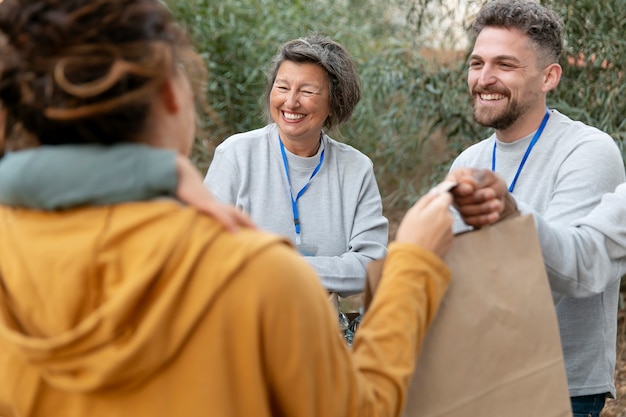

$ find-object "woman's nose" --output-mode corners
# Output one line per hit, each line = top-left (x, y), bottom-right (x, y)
(284, 91), (299, 108)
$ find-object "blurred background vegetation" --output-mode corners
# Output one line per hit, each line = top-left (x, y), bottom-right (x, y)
(168, 0), (625, 227)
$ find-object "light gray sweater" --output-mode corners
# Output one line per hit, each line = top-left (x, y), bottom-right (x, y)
(204, 124), (388, 296)
(528, 186), (626, 298)
(450, 109), (625, 398)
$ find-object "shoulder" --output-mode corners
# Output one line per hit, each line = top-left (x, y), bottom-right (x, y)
(191, 218), (325, 306)
(545, 111), (622, 172)
(450, 135), (494, 167)
(549, 110), (618, 147)
(324, 135), (374, 168)
(215, 125), (273, 154)
(108, 201), (294, 274)
(461, 135), (494, 153)
(115, 204), (328, 328)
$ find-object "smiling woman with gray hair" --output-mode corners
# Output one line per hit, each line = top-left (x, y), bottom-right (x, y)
(205, 34), (388, 305)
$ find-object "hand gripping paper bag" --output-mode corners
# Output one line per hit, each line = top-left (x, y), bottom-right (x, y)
(365, 214), (572, 417)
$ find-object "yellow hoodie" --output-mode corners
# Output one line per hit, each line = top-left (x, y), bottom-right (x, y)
(0, 201), (449, 417)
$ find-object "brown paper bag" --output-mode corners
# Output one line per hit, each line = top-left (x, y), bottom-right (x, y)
(365, 214), (571, 417)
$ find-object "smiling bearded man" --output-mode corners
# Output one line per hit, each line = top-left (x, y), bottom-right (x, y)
(447, 1), (625, 416)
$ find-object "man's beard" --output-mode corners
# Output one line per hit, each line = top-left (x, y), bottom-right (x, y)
(470, 94), (527, 131)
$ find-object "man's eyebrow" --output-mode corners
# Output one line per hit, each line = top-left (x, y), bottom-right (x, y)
(469, 53), (522, 63)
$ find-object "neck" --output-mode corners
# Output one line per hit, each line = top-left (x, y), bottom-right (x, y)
(280, 133), (322, 157)
(495, 105), (549, 143)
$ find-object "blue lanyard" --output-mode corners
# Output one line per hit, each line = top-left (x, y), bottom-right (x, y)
(491, 108), (550, 192)
(279, 135), (325, 245)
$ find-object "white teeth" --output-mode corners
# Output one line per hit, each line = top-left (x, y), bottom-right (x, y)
(283, 112), (305, 120)
(480, 93), (505, 101)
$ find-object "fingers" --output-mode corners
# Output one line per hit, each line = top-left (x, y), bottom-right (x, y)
(200, 202), (256, 233)
(229, 206), (257, 230)
(447, 168), (509, 226)
(396, 191), (454, 257)
(205, 205), (239, 233)
(174, 155), (256, 233)
(429, 189), (453, 208)
(458, 206), (502, 227)
(412, 188), (440, 210)
(454, 194), (503, 227)
(452, 186), (497, 206)
(445, 168), (480, 193)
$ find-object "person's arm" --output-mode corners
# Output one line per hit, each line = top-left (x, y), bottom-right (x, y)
(305, 165), (389, 297)
(259, 191), (452, 417)
(449, 168), (625, 297)
(531, 187), (626, 296)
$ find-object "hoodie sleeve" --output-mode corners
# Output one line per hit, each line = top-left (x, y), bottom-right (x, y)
(257, 241), (450, 417)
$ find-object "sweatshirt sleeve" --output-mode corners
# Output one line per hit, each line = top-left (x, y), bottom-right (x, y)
(305, 163), (389, 297)
(203, 143), (241, 205)
(516, 188), (626, 297)
(0, 144), (177, 209)
(259, 241), (450, 417)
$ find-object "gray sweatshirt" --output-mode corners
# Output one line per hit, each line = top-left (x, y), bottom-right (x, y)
(530, 183), (626, 295)
(204, 124), (388, 296)
(450, 109), (625, 398)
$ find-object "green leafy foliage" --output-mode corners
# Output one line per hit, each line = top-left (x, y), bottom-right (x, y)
(172, 0), (625, 218)
(545, 0), (626, 154)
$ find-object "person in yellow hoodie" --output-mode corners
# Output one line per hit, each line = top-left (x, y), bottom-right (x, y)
(0, 1), (455, 416)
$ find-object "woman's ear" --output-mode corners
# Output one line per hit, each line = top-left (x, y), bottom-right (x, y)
(159, 78), (181, 114)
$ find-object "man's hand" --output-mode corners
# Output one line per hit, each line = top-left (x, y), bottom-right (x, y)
(446, 168), (517, 227)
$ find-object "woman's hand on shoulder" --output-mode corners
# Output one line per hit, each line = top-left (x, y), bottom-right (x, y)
(176, 155), (256, 232)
